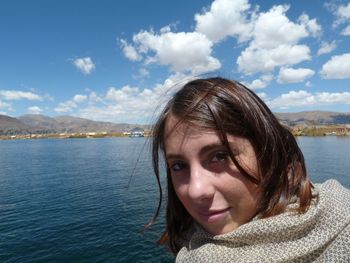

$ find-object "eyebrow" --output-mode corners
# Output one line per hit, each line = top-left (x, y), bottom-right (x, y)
(166, 141), (229, 161)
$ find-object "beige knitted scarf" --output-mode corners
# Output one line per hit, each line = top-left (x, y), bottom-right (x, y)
(176, 180), (350, 263)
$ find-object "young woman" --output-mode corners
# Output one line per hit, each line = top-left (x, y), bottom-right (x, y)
(151, 77), (349, 262)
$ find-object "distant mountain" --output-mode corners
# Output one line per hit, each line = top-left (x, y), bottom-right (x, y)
(0, 115), (31, 130)
(52, 115), (146, 133)
(18, 114), (60, 130)
(0, 114), (38, 135)
(1, 111), (349, 136)
(275, 111), (350, 126)
(0, 114), (150, 135)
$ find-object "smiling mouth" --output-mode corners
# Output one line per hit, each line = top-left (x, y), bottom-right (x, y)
(197, 208), (231, 223)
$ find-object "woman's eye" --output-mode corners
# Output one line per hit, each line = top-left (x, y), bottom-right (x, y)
(212, 152), (230, 162)
(169, 162), (187, 172)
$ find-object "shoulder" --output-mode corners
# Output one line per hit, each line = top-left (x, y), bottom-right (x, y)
(312, 179), (349, 234)
(311, 180), (350, 262)
(315, 179), (350, 207)
(315, 179), (349, 191)
(314, 222), (350, 262)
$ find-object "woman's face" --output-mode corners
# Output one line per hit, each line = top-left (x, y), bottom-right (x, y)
(164, 117), (261, 235)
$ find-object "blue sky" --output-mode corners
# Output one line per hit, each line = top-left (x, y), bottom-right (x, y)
(0, 0), (349, 124)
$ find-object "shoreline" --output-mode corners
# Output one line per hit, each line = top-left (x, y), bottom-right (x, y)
(0, 132), (151, 140)
(1, 125), (350, 140)
(289, 124), (350, 137)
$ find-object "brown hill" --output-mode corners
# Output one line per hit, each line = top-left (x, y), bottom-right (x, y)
(13, 114), (150, 134)
(275, 111), (350, 126)
(18, 114), (60, 130)
(1, 111), (349, 136)
(0, 114), (37, 135)
(0, 115), (30, 129)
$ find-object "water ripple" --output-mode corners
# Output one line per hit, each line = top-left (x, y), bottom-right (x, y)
(1, 137), (347, 262)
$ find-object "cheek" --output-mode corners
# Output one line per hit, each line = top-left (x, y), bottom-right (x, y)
(171, 177), (189, 202)
(233, 156), (260, 182)
(220, 176), (259, 206)
(240, 151), (259, 178)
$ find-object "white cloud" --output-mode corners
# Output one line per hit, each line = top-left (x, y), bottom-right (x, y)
(317, 41), (337, 55)
(269, 90), (314, 108)
(194, 0), (254, 43)
(120, 39), (142, 61)
(252, 5), (308, 49)
(242, 74), (273, 89)
(332, 2), (350, 33)
(320, 53), (350, 79)
(338, 2), (350, 18)
(27, 106), (43, 114)
(54, 94), (88, 113)
(54, 101), (77, 113)
(160, 25), (172, 34)
(305, 81), (312, 87)
(121, 1), (320, 76)
(102, 74), (191, 114)
(138, 68), (149, 77)
(132, 68), (150, 80)
(298, 13), (322, 37)
(130, 30), (221, 74)
(277, 67), (315, 83)
(268, 90), (350, 109)
(334, 2), (350, 26)
(0, 98), (13, 114)
(105, 85), (140, 102)
(342, 24), (350, 35)
(316, 92), (350, 104)
(77, 73), (194, 123)
(0, 99), (11, 109)
(73, 94), (87, 103)
(237, 5), (317, 74)
(237, 44), (311, 74)
(88, 91), (104, 104)
(257, 92), (268, 100)
(73, 57), (95, 75)
(0, 90), (43, 101)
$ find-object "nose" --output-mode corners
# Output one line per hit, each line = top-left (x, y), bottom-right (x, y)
(188, 164), (215, 202)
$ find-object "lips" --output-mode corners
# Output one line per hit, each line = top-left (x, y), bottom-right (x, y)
(197, 208), (231, 223)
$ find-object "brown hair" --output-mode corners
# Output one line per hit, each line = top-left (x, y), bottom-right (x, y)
(151, 77), (313, 254)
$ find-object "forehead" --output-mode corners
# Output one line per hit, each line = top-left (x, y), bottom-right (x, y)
(164, 114), (217, 140)
(163, 115), (255, 155)
(164, 115), (215, 151)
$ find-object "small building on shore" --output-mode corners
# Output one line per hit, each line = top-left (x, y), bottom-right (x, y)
(129, 127), (144, 137)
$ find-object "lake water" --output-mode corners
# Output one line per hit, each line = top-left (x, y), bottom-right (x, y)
(0, 136), (349, 262)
